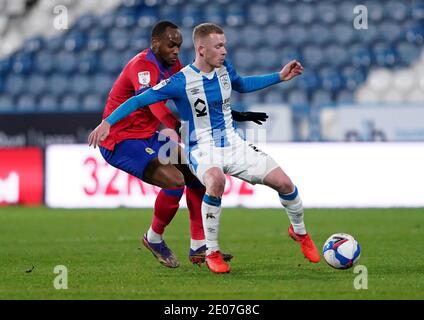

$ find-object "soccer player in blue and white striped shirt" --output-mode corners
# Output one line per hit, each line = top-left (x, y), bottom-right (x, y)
(89, 23), (320, 274)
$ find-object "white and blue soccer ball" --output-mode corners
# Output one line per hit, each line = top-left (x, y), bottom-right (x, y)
(323, 233), (361, 270)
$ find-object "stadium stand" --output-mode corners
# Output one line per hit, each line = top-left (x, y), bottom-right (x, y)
(0, 0), (423, 140)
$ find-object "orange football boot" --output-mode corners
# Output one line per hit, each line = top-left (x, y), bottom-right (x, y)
(205, 251), (231, 274)
(288, 225), (321, 263)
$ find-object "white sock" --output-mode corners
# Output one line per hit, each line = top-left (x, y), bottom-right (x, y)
(201, 194), (222, 255)
(190, 238), (206, 251)
(279, 186), (307, 235)
(147, 226), (162, 243)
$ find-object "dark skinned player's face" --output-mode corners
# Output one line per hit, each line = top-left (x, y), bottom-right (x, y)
(153, 27), (183, 66)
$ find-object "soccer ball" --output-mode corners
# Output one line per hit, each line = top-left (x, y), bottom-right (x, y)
(322, 233), (361, 270)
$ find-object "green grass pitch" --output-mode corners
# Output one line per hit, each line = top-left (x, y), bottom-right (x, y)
(0, 207), (423, 299)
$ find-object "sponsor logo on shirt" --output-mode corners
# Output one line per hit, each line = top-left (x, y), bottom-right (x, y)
(153, 79), (170, 90)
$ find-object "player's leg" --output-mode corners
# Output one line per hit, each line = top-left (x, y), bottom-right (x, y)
(228, 139), (320, 263)
(174, 146), (233, 265)
(199, 166), (230, 273)
(262, 167), (320, 263)
(100, 139), (183, 268)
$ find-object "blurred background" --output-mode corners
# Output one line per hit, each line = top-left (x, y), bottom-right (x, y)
(1, 0), (423, 208)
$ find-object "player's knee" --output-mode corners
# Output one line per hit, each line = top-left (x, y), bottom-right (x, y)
(203, 168), (226, 197)
(170, 173), (185, 188)
(275, 180), (294, 195)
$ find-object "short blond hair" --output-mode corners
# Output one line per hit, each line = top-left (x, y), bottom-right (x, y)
(193, 23), (224, 44)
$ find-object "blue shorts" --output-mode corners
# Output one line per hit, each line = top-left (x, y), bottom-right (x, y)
(100, 132), (174, 181)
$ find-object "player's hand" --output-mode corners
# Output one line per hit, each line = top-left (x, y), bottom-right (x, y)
(88, 120), (110, 148)
(231, 111), (269, 125)
(279, 60), (304, 81)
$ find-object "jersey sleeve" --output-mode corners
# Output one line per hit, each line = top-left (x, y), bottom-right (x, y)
(106, 74), (184, 126)
(126, 60), (159, 94)
(224, 60), (281, 93)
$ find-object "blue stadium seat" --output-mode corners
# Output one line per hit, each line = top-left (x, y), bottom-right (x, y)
(70, 74), (91, 95)
(337, 1), (357, 22)
(311, 90), (332, 107)
(293, 3), (315, 24)
(98, 12), (116, 30)
(64, 31), (86, 52)
(54, 51), (78, 74)
(287, 89), (308, 106)
(287, 25), (308, 46)
(93, 74), (114, 96)
(396, 41), (422, 65)
(241, 26), (263, 48)
(373, 43), (396, 67)
(351, 46), (373, 68)
(86, 30), (107, 52)
(342, 65), (366, 90)
(23, 37), (44, 54)
(263, 89), (284, 104)
(297, 70), (320, 93)
(38, 95), (59, 112)
(60, 94), (81, 112)
(47, 74), (68, 96)
(378, 21), (403, 43)
(264, 25), (287, 48)
(248, 4), (271, 26)
(35, 52), (54, 73)
(5, 74), (25, 96)
(385, 1), (409, 22)
(137, 7), (159, 28)
(233, 49), (255, 72)
(0, 94), (14, 112)
(411, 1), (424, 20)
(270, 3), (291, 25)
(27, 74), (47, 96)
(256, 48), (279, 70)
(332, 23), (356, 46)
(302, 45), (324, 69)
(180, 4), (203, 28)
(309, 23), (332, 46)
(82, 94), (103, 112)
(366, 1), (384, 22)
(108, 28), (131, 51)
(325, 44), (350, 68)
(204, 4), (225, 25)
(319, 67), (344, 92)
(78, 52), (98, 74)
(336, 90), (355, 104)
(45, 35), (64, 52)
(75, 14), (96, 32)
(11, 52), (33, 74)
(100, 50), (122, 74)
(406, 24), (424, 45)
(0, 58), (12, 75)
(16, 94), (37, 112)
(226, 4), (245, 26)
(159, 5), (181, 24)
(316, 3), (337, 24)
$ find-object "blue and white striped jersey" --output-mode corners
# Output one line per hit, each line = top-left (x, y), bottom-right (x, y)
(106, 60), (282, 149)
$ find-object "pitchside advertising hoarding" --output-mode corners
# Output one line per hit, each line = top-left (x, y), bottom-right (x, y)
(0, 148), (43, 206)
(46, 143), (424, 208)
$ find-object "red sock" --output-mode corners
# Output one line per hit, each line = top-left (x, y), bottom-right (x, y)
(185, 184), (206, 240)
(151, 188), (184, 234)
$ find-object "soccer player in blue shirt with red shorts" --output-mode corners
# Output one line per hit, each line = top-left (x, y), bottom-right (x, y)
(89, 23), (321, 274)
(92, 21), (268, 268)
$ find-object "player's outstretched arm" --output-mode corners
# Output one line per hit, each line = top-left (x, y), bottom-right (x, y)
(231, 60), (304, 93)
(88, 88), (170, 148)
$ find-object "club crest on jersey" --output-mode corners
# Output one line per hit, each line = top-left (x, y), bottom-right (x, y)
(219, 74), (230, 90)
(138, 71), (150, 85)
(153, 79), (170, 90)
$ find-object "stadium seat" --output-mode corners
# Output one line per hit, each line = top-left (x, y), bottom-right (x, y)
(372, 43), (396, 67)
(27, 74), (48, 96)
(397, 41), (422, 65)
(55, 51), (78, 74)
(38, 95), (59, 112)
(316, 3), (337, 24)
(61, 94), (81, 112)
(297, 70), (320, 93)
(203, 4), (225, 25)
(5, 74), (25, 96)
(226, 4), (245, 26)
(70, 74), (91, 95)
(47, 74), (68, 96)
(82, 94), (104, 112)
(342, 65), (366, 90)
(311, 90), (332, 107)
(293, 3), (315, 25)
(385, 1), (409, 22)
(34, 52), (54, 74)
(0, 94), (14, 112)
(248, 4), (271, 26)
(16, 94), (37, 112)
